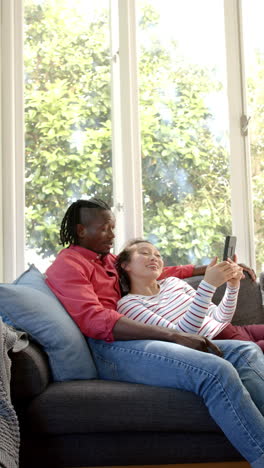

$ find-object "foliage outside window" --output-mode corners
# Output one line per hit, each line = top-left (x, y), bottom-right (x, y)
(138, 1), (232, 266)
(24, 0), (112, 265)
(24, 0), (264, 272)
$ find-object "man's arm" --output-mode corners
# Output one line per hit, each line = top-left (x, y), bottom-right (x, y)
(193, 263), (256, 281)
(166, 263), (256, 281)
(112, 316), (222, 355)
(46, 254), (122, 341)
(192, 265), (207, 276)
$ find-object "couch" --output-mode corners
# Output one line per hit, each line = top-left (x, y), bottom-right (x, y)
(8, 270), (264, 468)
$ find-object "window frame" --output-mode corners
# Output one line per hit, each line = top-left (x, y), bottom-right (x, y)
(1, 0), (25, 282)
(0, 0), (256, 281)
(224, 0), (255, 268)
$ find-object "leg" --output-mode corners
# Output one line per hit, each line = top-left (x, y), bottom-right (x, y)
(88, 338), (264, 467)
(215, 324), (264, 351)
(214, 339), (264, 414)
(240, 325), (264, 351)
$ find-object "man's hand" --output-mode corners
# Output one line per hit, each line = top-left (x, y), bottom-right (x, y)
(171, 332), (223, 356)
(237, 262), (256, 281)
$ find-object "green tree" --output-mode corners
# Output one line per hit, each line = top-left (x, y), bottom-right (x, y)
(25, 0), (239, 266)
(25, 0), (112, 258)
(138, 3), (231, 264)
(248, 53), (264, 273)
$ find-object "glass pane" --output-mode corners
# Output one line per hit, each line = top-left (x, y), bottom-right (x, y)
(24, 0), (112, 271)
(137, 0), (232, 266)
(242, 0), (264, 275)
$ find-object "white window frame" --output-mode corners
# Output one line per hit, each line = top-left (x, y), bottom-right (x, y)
(1, 0), (25, 282)
(111, 0), (143, 254)
(224, 0), (255, 269)
(0, 0), (256, 281)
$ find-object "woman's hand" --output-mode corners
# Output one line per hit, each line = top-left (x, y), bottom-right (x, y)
(226, 254), (244, 287)
(204, 256), (243, 288)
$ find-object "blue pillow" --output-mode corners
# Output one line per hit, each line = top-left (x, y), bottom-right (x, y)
(0, 265), (98, 381)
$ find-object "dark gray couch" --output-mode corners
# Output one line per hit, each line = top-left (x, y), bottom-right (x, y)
(10, 273), (264, 468)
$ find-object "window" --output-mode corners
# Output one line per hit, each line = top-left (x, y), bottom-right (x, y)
(242, 0), (264, 273)
(24, 0), (112, 270)
(137, 0), (232, 265)
(0, 0), (259, 280)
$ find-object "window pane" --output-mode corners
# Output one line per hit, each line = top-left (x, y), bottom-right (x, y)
(24, 0), (112, 270)
(137, 0), (232, 266)
(242, 0), (264, 274)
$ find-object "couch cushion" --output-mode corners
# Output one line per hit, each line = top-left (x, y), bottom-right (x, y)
(25, 380), (220, 434)
(0, 265), (97, 381)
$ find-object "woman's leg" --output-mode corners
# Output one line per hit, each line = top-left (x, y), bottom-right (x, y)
(213, 340), (264, 413)
(89, 338), (264, 467)
(241, 324), (264, 351)
(215, 323), (264, 351)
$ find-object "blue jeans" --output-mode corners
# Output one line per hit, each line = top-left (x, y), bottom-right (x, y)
(88, 338), (264, 467)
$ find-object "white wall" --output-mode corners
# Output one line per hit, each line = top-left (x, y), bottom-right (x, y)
(0, 12), (3, 282)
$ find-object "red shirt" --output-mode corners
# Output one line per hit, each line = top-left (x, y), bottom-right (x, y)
(45, 245), (194, 342)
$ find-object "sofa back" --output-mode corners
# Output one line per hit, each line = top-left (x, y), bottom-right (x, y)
(185, 273), (264, 325)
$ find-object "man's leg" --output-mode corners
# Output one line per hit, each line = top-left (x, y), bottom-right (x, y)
(89, 338), (264, 468)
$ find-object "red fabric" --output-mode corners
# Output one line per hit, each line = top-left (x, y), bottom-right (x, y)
(214, 323), (264, 351)
(46, 245), (194, 341)
(46, 245), (122, 341)
(159, 264), (194, 280)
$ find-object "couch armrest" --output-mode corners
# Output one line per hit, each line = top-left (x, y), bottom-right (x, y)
(10, 341), (51, 403)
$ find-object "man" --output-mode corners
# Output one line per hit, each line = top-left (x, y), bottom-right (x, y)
(46, 198), (264, 467)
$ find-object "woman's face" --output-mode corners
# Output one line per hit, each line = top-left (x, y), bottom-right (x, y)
(123, 242), (164, 280)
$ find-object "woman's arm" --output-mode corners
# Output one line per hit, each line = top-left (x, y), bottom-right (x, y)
(117, 297), (178, 330)
(207, 284), (239, 323)
(159, 259), (242, 333)
(117, 279), (216, 336)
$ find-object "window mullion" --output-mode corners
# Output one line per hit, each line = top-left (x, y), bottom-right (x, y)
(112, 0), (142, 253)
(1, 0), (25, 282)
(110, 0), (125, 253)
(14, 0), (25, 277)
(224, 0), (255, 269)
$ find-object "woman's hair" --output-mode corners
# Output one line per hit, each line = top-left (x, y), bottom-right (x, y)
(60, 198), (111, 246)
(116, 238), (152, 295)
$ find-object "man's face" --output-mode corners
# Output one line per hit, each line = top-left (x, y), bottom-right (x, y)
(77, 210), (115, 254)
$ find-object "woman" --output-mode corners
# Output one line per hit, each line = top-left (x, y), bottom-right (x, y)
(116, 239), (264, 350)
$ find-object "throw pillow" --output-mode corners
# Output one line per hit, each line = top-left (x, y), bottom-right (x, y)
(0, 265), (98, 381)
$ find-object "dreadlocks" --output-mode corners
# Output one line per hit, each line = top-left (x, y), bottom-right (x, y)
(60, 198), (111, 246)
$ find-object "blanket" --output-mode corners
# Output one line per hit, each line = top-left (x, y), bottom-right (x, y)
(0, 318), (28, 468)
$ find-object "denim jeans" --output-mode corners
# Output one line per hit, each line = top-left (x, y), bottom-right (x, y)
(88, 338), (264, 467)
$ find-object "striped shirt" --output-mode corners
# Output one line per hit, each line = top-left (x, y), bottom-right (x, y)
(117, 277), (239, 339)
